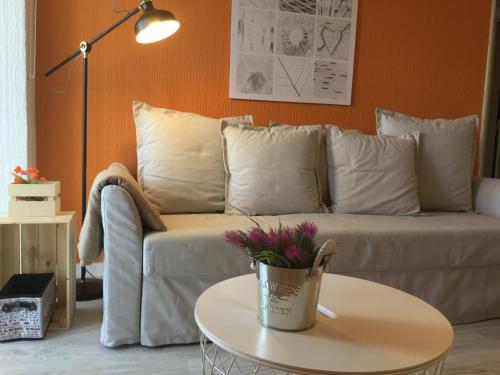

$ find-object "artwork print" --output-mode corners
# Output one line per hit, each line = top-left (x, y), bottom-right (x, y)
(230, 0), (358, 105)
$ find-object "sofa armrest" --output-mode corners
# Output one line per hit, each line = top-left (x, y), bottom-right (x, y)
(78, 162), (165, 266)
(100, 162), (165, 232)
(472, 177), (500, 218)
(100, 185), (144, 347)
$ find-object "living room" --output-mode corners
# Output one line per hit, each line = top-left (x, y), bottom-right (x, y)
(0, 0), (499, 374)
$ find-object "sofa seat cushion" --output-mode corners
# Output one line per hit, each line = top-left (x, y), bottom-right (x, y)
(143, 213), (500, 279)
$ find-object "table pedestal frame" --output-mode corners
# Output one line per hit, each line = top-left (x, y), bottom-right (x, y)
(199, 331), (446, 375)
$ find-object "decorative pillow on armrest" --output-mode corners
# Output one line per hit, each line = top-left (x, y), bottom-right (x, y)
(221, 123), (327, 215)
(325, 125), (420, 215)
(376, 108), (477, 211)
(133, 101), (253, 213)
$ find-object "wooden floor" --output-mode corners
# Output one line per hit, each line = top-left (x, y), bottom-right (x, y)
(0, 300), (499, 375)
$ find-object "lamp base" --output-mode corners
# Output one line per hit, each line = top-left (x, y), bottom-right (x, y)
(76, 278), (103, 301)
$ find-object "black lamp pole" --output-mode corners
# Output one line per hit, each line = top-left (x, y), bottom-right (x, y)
(44, 0), (179, 301)
(45, 7), (140, 222)
(45, 7), (140, 301)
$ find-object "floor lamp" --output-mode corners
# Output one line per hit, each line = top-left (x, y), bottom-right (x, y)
(45, 0), (180, 301)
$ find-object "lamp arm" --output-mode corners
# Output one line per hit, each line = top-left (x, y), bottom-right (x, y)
(87, 6), (140, 48)
(45, 6), (140, 77)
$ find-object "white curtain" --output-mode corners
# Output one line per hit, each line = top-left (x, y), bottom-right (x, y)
(0, 0), (36, 212)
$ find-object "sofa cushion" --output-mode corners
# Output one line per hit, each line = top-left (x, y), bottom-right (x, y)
(325, 125), (420, 215)
(376, 108), (477, 211)
(269, 122), (331, 207)
(133, 101), (252, 213)
(143, 212), (500, 279)
(221, 123), (326, 215)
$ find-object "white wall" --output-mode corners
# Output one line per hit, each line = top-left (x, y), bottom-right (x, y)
(0, 0), (36, 212)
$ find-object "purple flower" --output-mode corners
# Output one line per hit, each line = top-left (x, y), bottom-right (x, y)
(266, 226), (293, 252)
(223, 230), (247, 249)
(285, 244), (303, 263)
(248, 227), (268, 246)
(266, 228), (279, 249)
(296, 221), (317, 239)
(280, 226), (294, 249)
(224, 220), (321, 269)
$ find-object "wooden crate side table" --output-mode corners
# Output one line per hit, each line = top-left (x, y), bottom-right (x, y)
(0, 212), (76, 330)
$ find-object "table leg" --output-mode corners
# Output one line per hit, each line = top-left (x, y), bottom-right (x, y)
(198, 329), (446, 375)
(199, 331), (208, 374)
(198, 330), (293, 374)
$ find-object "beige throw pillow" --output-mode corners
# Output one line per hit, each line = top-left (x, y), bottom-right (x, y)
(376, 108), (477, 211)
(326, 126), (420, 215)
(133, 101), (252, 213)
(269, 122), (331, 207)
(221, 124), (326, 215)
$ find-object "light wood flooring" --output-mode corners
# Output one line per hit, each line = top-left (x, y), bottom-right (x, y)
(0, 300), (499, 375)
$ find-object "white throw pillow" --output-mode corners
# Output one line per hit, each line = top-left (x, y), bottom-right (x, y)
(326, 126), (420, 215)
(376, 108), (477, 211)
(133, 101), (252, 213)
(269, 122), (331, 208)
(221, 123), (326, 215)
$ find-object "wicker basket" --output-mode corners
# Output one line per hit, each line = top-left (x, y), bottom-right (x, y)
(0, 273), (56, 341)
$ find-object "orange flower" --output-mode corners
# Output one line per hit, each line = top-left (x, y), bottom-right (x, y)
(14, 166), (25, 174)
(26, 167), (39, 179)
(26, 167), (39, 174)
(12, 166), (45, 183)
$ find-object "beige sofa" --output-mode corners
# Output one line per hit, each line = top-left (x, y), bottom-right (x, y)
(91, 103), (500, 347)
(98, 172), (500, 347)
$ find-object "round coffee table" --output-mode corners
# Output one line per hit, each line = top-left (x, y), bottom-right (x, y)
(194, 274), (453, 375)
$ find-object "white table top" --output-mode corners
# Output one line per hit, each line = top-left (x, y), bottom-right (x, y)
(195, 274), (453, 375)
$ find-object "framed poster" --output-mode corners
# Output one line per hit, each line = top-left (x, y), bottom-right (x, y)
(229, 0), (358, 105)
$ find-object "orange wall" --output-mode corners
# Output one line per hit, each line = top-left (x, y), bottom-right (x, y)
(36, 0), (492, 223)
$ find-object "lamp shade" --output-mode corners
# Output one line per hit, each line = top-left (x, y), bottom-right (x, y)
(135, 0), (180, 44)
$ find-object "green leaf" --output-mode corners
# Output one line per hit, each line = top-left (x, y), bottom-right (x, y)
(254, 250), (291, 268)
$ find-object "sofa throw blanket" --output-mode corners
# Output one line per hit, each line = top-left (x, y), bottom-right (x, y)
(78, 162), (166, 266)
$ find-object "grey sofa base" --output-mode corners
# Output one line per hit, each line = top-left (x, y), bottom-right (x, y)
(140, 275), (225, 347)
(137, 265), (500, 347)
(100, 177), (500, 348)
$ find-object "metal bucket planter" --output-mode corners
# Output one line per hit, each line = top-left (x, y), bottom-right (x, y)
(255, 240), (335, 331)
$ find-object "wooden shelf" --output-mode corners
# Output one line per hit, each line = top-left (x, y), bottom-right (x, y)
(0, 212), (76, 330)
(49, 308), (70, 331)
(0, 211), (75, 225)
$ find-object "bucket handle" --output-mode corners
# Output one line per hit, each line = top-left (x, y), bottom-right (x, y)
(310, 240), (336, 277)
